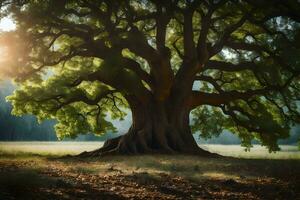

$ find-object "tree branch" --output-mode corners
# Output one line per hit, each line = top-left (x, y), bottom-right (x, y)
(188, 89), (268, 108)
(204, 60), (257, 72)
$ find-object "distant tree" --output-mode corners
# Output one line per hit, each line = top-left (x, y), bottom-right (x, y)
(1, 0), (299, 155)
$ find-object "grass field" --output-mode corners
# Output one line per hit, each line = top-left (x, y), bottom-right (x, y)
(0, 142), (299, 199)
(0, 142), (299, 159)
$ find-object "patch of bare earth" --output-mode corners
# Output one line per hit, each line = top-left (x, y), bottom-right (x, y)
(0, 157), (299, 200)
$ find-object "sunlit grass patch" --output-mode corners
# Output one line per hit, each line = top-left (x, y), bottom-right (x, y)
(200, 144), (300, 159)
(0, 142), (298, 159)
(69, 165), (102, 175)
(0, 141), (102, 157)
(201, 172), (240, 180)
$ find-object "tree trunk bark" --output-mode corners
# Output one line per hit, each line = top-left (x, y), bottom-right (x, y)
(79, 96), (217, 157)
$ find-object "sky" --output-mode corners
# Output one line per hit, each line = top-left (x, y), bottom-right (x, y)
(0, 16), (15, 32)
(0, 17), (15, 77)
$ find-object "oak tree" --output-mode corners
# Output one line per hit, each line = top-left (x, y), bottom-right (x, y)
(1, 0), (300, 156)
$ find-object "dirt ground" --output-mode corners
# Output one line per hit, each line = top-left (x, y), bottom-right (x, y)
(0, 155), (299, 200)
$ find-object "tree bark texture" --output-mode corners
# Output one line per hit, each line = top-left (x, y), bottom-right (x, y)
(79, 95), (216, 157)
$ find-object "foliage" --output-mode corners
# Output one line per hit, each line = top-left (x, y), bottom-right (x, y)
(0, 0), (299, 151)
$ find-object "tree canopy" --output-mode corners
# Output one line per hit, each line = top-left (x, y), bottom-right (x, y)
(1, 0), (300, 153)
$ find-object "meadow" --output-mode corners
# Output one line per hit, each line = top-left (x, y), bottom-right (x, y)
(0, 141), (299, 159)
(0, 142), (299, 199)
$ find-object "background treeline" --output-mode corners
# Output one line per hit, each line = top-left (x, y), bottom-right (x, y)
(0, 81), (56, 141)
(0, 81), (299, 144)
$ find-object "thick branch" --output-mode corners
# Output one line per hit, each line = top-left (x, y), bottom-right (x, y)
(188, 89), (268, 108)
(122, 57), (153, 88)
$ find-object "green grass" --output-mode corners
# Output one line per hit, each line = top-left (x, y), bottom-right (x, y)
(0, 142), (299, 159)
(0, 141), (102, 156)
(201, 144), (300, 159)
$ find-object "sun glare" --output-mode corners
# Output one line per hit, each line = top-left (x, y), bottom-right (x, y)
(0, 17), (16, 32)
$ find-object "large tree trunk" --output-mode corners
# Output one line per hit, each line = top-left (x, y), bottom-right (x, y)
(79, 96), (216, 157)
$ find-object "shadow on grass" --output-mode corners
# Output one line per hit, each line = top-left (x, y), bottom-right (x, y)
(51, 153), (300, 183)
(0, 152), (299, 199)
(0, 166), (125, 200)
(0, 168), (60, 199)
